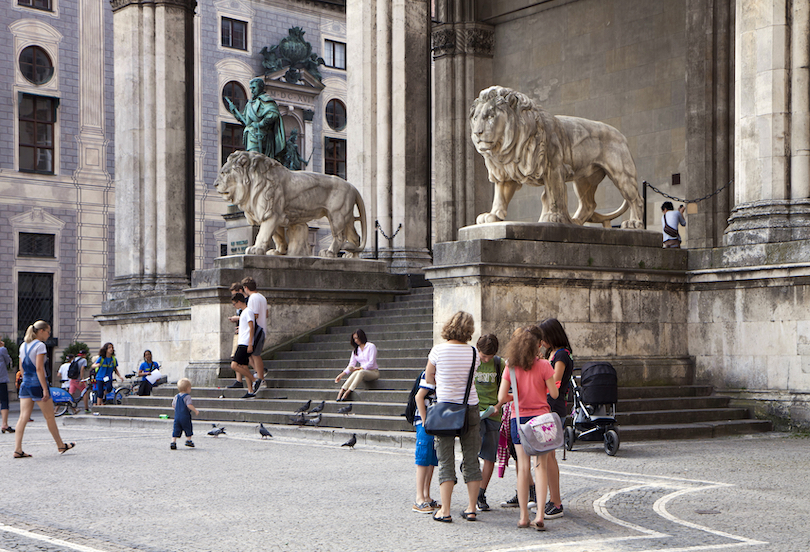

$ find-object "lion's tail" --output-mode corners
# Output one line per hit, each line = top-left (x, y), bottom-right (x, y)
(347, 188), (367, 254)
(586, 200), (629, 226)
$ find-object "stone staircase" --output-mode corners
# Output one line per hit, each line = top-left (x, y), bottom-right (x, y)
(97, 286), (772, 439)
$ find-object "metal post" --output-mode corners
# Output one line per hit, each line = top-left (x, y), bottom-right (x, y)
(642, 181), (648, 229)
(374, 220), (379, 259)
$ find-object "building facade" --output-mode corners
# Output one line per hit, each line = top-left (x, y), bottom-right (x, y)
(0, 0), (347, 365)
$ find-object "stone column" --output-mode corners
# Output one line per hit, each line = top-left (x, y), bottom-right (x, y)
(72, 0), (113, 345)
(726, 0), (810, 245)
(347, 0), (432, 272)
(432, 1), (494, 243)
(108, 0), (194, 297)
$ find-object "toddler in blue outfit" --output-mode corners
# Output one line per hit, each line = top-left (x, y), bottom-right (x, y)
(171, 378), (199, 449)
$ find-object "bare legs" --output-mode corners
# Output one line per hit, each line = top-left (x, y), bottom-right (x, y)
(230, 362), (255, 390)
(547, 450), (562, 508)
(415, 465), (435, 504)
(533, 452), (551, 525)
(514, 442), (533, 526)
(14, 398), (67, 456)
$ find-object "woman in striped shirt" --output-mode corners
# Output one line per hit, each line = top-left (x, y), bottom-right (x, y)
(425, 311), (482, 523)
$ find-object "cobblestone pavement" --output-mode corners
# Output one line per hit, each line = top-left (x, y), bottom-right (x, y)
(1, 412), (808, 552)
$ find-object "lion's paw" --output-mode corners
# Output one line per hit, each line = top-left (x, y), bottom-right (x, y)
(267, 249), (285, 256)
(621, 219), (644, 229)
(540, 212), (572, 224)
(245, 245), (266, 255)
(319, 249), (338, 258)
(476, 212), (503, 224)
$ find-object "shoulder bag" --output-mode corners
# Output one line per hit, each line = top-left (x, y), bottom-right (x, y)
(424, 346), (477, 437)
(510, 366), (563, 455)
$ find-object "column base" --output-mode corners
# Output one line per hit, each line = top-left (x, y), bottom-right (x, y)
(724, 199), (810, 246)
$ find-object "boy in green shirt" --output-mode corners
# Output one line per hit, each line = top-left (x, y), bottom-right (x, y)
(475, 334), (503, 511)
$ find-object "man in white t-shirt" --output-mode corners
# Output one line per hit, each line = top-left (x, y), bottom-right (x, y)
(230, 293), (257, 398)
(241, 277), (267, 393)
(58, 355), (73, 390)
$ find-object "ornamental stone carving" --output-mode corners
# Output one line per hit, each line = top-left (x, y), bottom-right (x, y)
(110, 0), (196, 12)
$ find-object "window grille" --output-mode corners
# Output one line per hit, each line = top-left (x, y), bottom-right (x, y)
(19, 233), (55, 257)
(17, 272), (53, 342)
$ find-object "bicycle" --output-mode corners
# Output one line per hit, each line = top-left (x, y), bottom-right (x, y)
(51, 378), (94, 417)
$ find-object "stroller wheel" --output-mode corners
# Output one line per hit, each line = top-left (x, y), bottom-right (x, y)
(604, 429), (620, 456)
(564, 426), (575, 451)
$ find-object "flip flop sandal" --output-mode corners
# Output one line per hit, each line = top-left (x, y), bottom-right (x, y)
(530, 521), (546, 531)
(432, 513), (452, 523)
(517, 522), (531, 528)
(14, 451), (32, 458)
(58, 442), (76, 454)
(461, 511), (477, 521)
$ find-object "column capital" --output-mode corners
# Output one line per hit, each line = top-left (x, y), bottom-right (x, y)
(110, 0), (196, 13)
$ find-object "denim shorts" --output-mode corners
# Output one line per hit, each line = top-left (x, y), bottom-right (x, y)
(510, 416), (535, 446)
(478, 417), (500, 463)
(414, 423), (438, 467)
(19, 383), (44, 402)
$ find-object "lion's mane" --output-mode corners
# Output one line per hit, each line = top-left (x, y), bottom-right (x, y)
(221, 151), (285, 227)
(470, 86), (564, 187)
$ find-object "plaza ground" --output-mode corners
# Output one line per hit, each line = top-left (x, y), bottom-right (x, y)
(1, 406), (808, 552)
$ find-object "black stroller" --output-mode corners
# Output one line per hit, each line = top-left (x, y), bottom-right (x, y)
(564, 361), (620, 456)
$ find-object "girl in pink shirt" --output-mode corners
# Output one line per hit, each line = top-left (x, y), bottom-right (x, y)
(334, 329), (379, 401)
(498, 326), (558, 530)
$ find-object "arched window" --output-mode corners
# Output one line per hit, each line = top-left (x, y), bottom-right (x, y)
(222, 81), (247, 112)
(325, 99), (346, 131)
(19, 46), (54, 85)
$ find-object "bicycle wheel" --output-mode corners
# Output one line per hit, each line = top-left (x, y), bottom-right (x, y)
(54, 403), (69, 417)
(113, 390), (126, 405)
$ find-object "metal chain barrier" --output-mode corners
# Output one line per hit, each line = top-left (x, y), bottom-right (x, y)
(643, 179), (733, 204)
(375, 220), (402, 240)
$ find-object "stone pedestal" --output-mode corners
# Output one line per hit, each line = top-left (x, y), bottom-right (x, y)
(183, 255), (408, 386)
(426, 223), (691, 386)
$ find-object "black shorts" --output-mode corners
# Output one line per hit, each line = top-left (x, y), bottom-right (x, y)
(232, 344), (250, 366)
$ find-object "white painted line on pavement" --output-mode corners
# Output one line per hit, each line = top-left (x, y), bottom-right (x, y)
(593, 484), (669, 537)
(0, 524), (111, 552)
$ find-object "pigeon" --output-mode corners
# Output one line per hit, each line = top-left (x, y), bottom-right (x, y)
(304, 413), (321, 426)
(288, 413), (306, 425)
(208, 424), (226, 437)
(308, 400), (325, 414)
(337, 403), (352, 416)
(294, 400), (311, 413)
(342, 433), (357, 449)
(258, 423), (272, 439)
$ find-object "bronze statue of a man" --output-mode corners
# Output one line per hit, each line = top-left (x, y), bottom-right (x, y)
(226, 77), (286, 161)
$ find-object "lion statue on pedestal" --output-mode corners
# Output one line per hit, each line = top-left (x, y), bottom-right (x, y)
(470, 85), (644, 228)
(215, 150), (366, 258)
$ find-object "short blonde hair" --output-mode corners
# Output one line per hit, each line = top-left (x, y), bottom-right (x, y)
(177, 378), (192, 393)
(440, 311), (475, 343)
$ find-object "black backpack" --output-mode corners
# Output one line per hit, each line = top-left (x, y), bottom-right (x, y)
(67, 358), (81, 380)
(402, 372), (424, 424)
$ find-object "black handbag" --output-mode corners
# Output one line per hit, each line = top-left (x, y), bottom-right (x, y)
(423, 347), (477, 437)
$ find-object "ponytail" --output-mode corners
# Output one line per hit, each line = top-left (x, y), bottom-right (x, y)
(23, 320), (50, 343)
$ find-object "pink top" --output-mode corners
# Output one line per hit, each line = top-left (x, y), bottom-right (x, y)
(344, 343), (378, 374)
(504, 358), (554, 419)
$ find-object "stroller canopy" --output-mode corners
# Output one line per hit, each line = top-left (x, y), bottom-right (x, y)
(580, 362), (618, 405)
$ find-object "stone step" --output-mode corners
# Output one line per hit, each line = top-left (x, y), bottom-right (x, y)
(617, 385), (713, 400)
(259, 377), (415, 390)
(290, 338), (434, 353)
(272, 348), (430, 361)
(155, 386), (413, 403)
(260, 368), (424, 381)
(615, 407), (751, 425)
(308, 330), (434, 343)
(94, 405), (414, 432)
(358, 307), (433, 318)
(263, 358), (427, 370)
(617, 396), (731, 412)
(378, 299), (433, 310)
(618, 419), (773, 442)
(327, 322), (433, 334)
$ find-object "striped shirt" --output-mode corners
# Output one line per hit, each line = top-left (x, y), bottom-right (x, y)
(428, 343), (480, 405)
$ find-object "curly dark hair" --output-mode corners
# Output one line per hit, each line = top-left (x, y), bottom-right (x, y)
(505, 326), (541, 371)
(440, 311), (475, 343)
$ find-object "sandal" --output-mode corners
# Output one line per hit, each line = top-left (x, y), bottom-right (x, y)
(58, 442), (76, 454)
(432, 513), (452, 523)
(13, 451), (32, 458)
(2, 427), (15, 433)
(530, 520), (546, 531)
(461, 511), (477, 521)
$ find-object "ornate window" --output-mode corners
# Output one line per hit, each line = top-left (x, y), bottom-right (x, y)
(325, 99), (346, 131)
(222, 123), (243, 165)
(222, 81), (247, 111)
(324, 137), (346, 180)
(221, 17), (247, 51)
(19, 45), (54, 85)
(19, 233), (55, 257)
(323, 40), (346, 70)
(17, 272), (53, 342)
(19, 94), (57, 174)
(18, 0), (52, 11)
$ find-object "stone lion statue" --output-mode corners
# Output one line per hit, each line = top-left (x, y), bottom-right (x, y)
(215, 150), (367, 258)
(470, 86), (644, 228)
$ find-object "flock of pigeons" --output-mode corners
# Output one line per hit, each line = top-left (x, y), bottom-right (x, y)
(204, 398), (357, 448)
